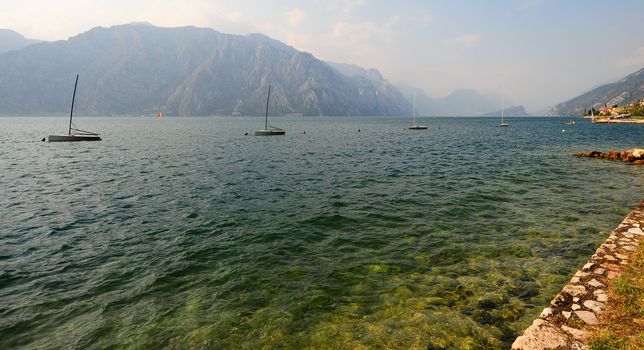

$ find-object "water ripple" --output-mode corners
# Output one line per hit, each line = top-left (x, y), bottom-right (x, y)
(0, 116), (642, 349)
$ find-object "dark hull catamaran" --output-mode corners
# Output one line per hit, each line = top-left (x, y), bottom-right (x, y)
(44, 74), (101, 142)
(255, 84), (285, 136)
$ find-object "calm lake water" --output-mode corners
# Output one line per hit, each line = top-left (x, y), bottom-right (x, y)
(1, 116), (643, 349)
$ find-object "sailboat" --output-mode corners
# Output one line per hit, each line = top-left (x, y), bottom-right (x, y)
(255, 84), (285, 136)
(408, 93), (427, 130)
(44, 74), (101, 142)
(499, 95), (508, 127)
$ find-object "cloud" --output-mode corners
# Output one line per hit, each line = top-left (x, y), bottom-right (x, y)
(333, 21), (379, 42)
(617, 47), (644, 69)
(286, 8), (305, 27)
(286, 32), (312, 48)
(0, 0), (274, 40)
(341, 0), (367, 14)
(447, 33), (483, 48)
(332, 16), (400, 43)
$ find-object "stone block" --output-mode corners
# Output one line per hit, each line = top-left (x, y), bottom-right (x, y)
(561, 325), (588, 341)
(539, 307), (554, 319)
(583, 300), (605, 314)
(575, 310), (599, 325)
(562, 284), (587, 297)
(587, 279), (605, 288)
(511, 319), (570, 350)
(574, 271), (589, 278)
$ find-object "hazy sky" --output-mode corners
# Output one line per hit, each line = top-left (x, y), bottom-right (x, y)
(2, 0), (643, 111)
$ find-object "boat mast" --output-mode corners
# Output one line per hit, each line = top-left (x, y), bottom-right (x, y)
(413, 92), (416, 125)
(501, 95), (504, 124)
(265, 84), (271, 130)
(68, 74), (79, 135)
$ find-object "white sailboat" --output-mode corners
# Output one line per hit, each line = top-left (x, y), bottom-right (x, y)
(255, 84), (285, 136)
(499, 95), (508, 127)
(408, 93), (427, 130)
(44, 74), (101, 142)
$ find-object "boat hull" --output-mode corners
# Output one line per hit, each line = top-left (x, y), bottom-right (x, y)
(255, 129), (285, 136)
(499, 124), (509, 127)
(408, 125), (428, 130)
(46, 134), (102, 142)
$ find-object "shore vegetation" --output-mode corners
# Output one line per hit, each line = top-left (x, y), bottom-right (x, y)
(588, 243), (644, 350)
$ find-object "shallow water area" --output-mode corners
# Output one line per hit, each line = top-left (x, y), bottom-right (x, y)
(1, 116), (643, 349)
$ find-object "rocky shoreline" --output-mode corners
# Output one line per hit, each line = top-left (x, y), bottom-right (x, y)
(511, 201), (643, 349)
(591, 118), (644, 124)
(575, 148), (644, 165)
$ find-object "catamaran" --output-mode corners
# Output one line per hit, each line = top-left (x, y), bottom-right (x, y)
(255, 84), (285, 136)
(44, 74), (101, 142)
(408, 93), (427, 130)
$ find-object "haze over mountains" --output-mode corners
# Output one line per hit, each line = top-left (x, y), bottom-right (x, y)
(395, 83), (524, 116)
(548, 68), (644, 116)
(0, 29), (41, 53)
(8, 22), (636, 117)
(0, 23), (410, 116)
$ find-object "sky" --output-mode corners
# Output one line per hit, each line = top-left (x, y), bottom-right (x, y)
(1, 0), (643, 112)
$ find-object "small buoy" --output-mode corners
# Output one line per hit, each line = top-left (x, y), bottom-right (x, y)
(358, 129), (361, 132)
(302, 130), (306, 134)
(244, 132), (248, 136)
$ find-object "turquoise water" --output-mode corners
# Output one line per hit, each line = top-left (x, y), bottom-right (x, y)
(1, 116), (643, 349)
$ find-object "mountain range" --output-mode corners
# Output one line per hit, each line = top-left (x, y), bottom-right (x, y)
(0, 23), (410, 116)
(395, 84), (515, 116)
(0, 29), (41, 53)
(547, 67), (644, 116)
(480, 105), (530, 117)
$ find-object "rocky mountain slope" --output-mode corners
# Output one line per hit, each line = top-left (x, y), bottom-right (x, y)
(548, 68), (644, 116)
(0, 24), (410, 116)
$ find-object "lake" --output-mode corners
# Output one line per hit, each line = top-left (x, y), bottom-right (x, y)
(1, 116), (643, 349)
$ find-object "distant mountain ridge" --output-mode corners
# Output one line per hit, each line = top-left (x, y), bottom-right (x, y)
(480, 105), (530, 117)
(0, 24), (410, 116)
(0, 29), (41, 53)
(548, 67), (644, 116)
(326, 62), (385, 83)
(396, 84), (510, 116)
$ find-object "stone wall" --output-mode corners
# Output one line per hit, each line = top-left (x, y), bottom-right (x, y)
(512, 200), (643, 350)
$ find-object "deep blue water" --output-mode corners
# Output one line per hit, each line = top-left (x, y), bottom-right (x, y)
(1, 116), (643, 349)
